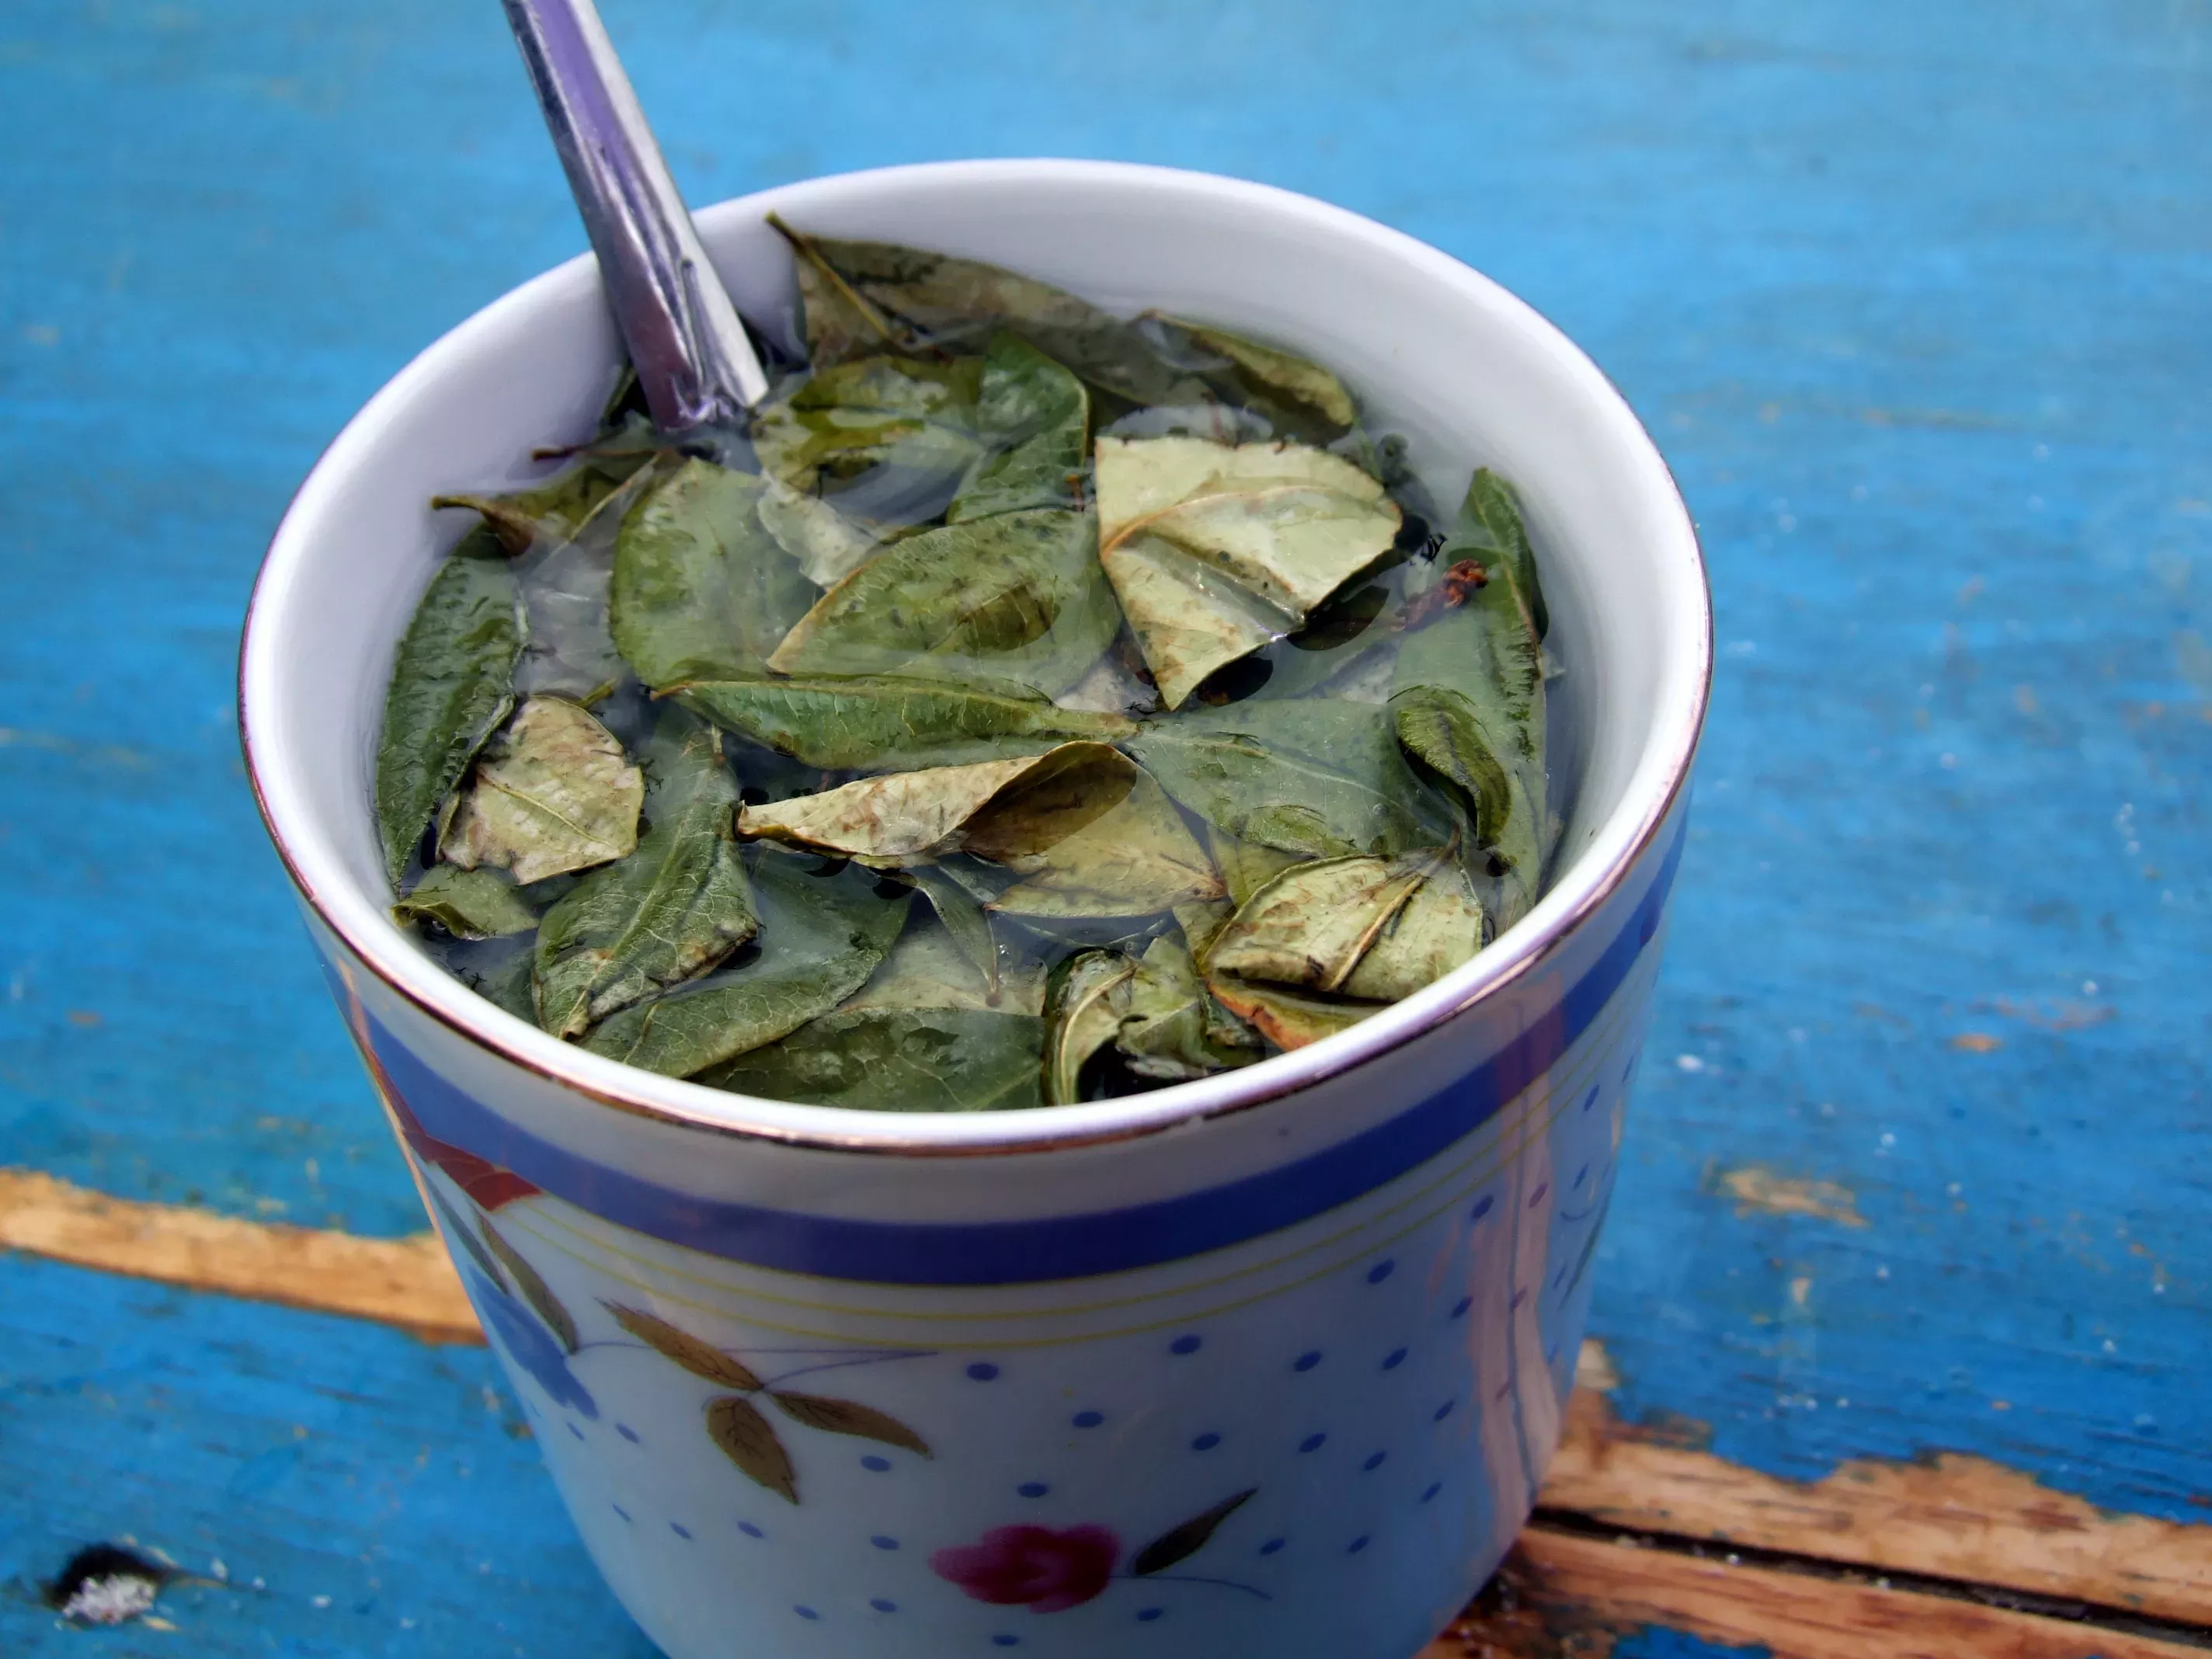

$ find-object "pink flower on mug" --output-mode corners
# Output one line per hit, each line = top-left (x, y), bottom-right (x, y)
(930, 1524), (1120, 1614)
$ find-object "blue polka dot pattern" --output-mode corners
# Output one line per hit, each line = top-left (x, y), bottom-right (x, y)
(967, 1362), (1000, 1381)
(1299, 1432), (1327, 1453)
(1170, 1334), (1203, 1355)
(1421, 1482), (1442, 1502)
(1435, 1400), (1456, 1421)
(795, 1605), (819, 1621)
(1137, 1608), (1163, 1622)
(1294, 1350), (1323, 1372)
(993, 1636), (1020, 1648)
(1450, 1296), (1473, 1319)
(871, 1598), (896, 1613)
(871, 1536), (898, 1550)
(1348, 1536), (1370, 1554)
(670, 1522), (691, 1539)
(1260, 1538), (1286, 1555)
(1470, 1195), (1495, 1221)
(1367, 1259), (1395, 1284)
(1018, 1481), (1049, 1497)
(1382, 1348), (1407, 1370)
(739, 1522), (764, 1539)
(1072, 1410), (1104, 1428)
(861, 1455), (892, 1472)
(1363, 1451), (1387, 1471)
(1191, 1432), (1221, 1451)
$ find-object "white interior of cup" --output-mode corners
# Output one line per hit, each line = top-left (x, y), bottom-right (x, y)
(242, 160), (1708, 1150)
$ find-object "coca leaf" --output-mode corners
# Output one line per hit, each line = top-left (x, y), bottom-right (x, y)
(440, 697), (643, 885)
(391, 865), (537, 940)
(1042, 948), (1136, 1104)
(990, 771), (1224, 918)
(949, 332), (1089, 522)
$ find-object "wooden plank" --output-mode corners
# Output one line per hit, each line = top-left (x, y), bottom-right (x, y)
(0, 1252), (656, 1658)
(0, 1167), (475, 1344)
(1424, 1527), (2210, 1659)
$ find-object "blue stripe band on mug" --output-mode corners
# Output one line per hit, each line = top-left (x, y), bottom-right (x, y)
(360, 820), (1684, 1286)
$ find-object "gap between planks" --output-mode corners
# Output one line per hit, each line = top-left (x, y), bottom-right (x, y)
(6, 1165), (2211, 1640)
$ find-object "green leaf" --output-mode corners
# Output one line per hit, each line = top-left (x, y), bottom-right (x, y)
(709, 1007), (1045, 1112)
(1131, 1488), (1260, 1576)
(462, 942), (539, 1022)
(1207, 827), (1306, 909)
(512, 463), (667, 701)
(770, 1390), (933, 1455)
(1203, 847), (1456, 995)
(579, 853), (910, 1078)
(1204, 975), (1374, 1052)
(756, 480), (883, 587)
(1148, 312), (1358, 430)
(989, 770), (1224, 918)
(610, 459), (819, 689)
(479, 1216), (578, 1352)
(1336, 855), (1486, 1000)
(750, 354), (982, 496)
(374, 533), (521, 888)
(1116, 934), (1258, 1081)
(431, 440), (659, 555)
(767, 508), (1116, 697)
(840, 912), (1045, 1017)
(533, 708), (758, 1038)
(949, 333), (1089, 521)
(1042, 948), (1136, 1104)
(736, 741), (1136, 866)
(771, 223), (1196, 405)
(1094, 436), (1400, 708)
(603, 1303), (764, 1389)
(1127, 698), (1443, 857)
(391, 865), (539, 940)
(671, 673), (1135, 770)
(899, 868), (1004, 1003)
(705, 1393), (798, 1503)
(1393, 468), (1549, 927)
(439, 697), (642, 886)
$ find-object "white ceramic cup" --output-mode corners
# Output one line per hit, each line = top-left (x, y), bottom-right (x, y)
(242, 160), (1708, 1659)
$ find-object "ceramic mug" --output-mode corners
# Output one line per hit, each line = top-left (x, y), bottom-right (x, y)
(241, 160), (1709, 1659)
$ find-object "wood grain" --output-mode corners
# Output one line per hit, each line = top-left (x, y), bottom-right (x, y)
(0, 1168), (476, 1344)
(1546, 1379), (2212, 1627)
(1425, 1527), (2209, 1659)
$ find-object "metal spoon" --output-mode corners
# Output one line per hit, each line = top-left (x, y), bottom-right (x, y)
(501, 0), (770, 431)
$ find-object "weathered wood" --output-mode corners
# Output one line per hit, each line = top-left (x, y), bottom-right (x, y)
(1428, 1528), (2210, 1659)
(0, 1167), (475, 1343)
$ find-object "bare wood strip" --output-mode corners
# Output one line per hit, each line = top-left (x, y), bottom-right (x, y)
(1424, 1525), (2208, 1659)
(0, 1167), (480, 1344)
(1544, 1355), (2212, 1628)
(3, 1167), (2209, 1633)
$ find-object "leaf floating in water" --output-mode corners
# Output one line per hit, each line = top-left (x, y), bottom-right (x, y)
(579, 854), (909, 1077)
(737, 742), (1135, 866)
(610, 459), (819, 689)
(899, 868), (1004, 1003)
(840, 913), (1045, 1017)
(711, 1007), (1045, 1112)
(533, 708), (757, 1038)
(440, 697), (643, 885)
(1116, 934), (1257, 1081)
(392, 865), (539, 940)
(770, 1391), (933, 1456)
(767, 508), (1113, 697)
(706, 1393), (798, 1503)
(990, 770), (1224, 918)
(431, 436), (662, 555)
(1094, 436), (1400, 708)
(1337, 858), (1486, 1001)
(772, 223), (1196, 406)
(1042, 948), (1136, 1104)
(1129, 698), (1442, 857)
(751, 355), (982, 497)
(1204, 975), (1372, 1052)
(755, 479), (884, 587)
(673, 673), (1136, 772)
(949, 332), (1090, 522)
(604, 1303), (764, 1390)
(1205, 848), (1452, 995)
(1147, 312), (1358, 431)
(374, 531), (521, 889)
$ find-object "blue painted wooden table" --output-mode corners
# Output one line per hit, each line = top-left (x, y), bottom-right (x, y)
(3, 2), (2207, 1654)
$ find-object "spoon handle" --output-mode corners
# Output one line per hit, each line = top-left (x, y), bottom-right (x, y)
(502, 0), (770, 429)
